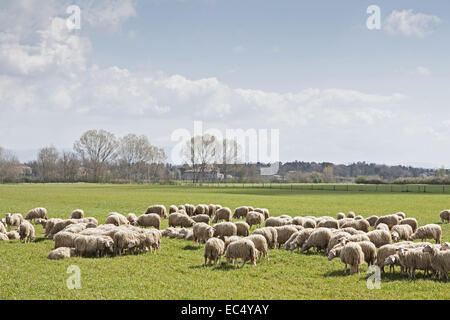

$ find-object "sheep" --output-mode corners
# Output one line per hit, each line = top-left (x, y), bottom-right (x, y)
(340, 219), (370, 233)
(285, 228), (315, 252)
(423, 244), (450, 280)
(5, 213), (24, 229)
(357, 241), (377, 266)
(301, 228), (333, 253)
(145, 205), (167, 219)
(54, 231), (78, 248)
(284, 231), (301, 251)
(48, 247), (77, 260)
(207, 204), (218, 217)
(400, 218), (418, 233)
(303, 218), (316, 229)
(235, 221), (250, 237)
(383, 254), (405, 274)
(376, 223), (390, 231)
(178, 205), (186, 212)
(336, 212), (345, 220)
(347, 233), (371, 243)
(233, 206), (249, 219)
(339, 227), (364, 236)
(326, 232), (351, 254)
(265, 217), (290, 227)
(396, 247), (433, 279)
(81, 217), (98, 226)
(347, 211), (356, 218)
(278, 215), (293, 224)
(168, 212), (195, 228)
(6, 231), (20, 240)
(367, 230), (392, 248)
(441, 242), (450, 251)
(193, 204), (208, 216)
(169, 205), (178, 214)
(193, 222), (215, 245)
(354, 215), (364, 220)
(0, 221), (6, 234)
(137, 213), (160, 229)
(318, 219), (339, 229)
(75, 234), (114, 257)
(44, 218), (64, 237)
(204, 238), (225, 266)
(246, 211), (265, 228)
(18, 220), (35, 242)
(252, 227), (278, 249)
(439, 210), (450, 223)
(192, 214), (210, 224)
(391, 224), (413, 242)
(142, 229), (162, 253)
(126, 213), (138, 226)
(184, 204), (195, 216)
(262, 208), (270, 220)
(112, 230), (141, 255)
(213, 222), (237, 240)
(329, 242), (365, 274)
(376, 244), (403, 273)
(71, 209), (84, 219)
(291, 216), (304, 226)
(409, 224), (442, 244)
(224, 235), (242, 249)
(0, 233), (9, 241)
(246, 234), (269, 260)
(185, 229), (194, 241)
(105, 213), (129, 226)
(274, 225), (299, 249)
(62, 223), (89, 234)
(395, 212), (406, 220)
(212, 207), (232, 223)
(47, 219), (79, 238)
(25, 208), (47, 223)
(375, 214), (400, 230)
(225, 239), (258, 268)
(366, 215), (379, 227)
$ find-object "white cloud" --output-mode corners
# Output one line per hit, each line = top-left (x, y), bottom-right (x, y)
(383, 9), (441, 38)
(415, 66), (431, 76)
(232, 45), (247, 54)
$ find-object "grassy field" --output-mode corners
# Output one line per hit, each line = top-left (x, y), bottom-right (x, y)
(0, 183), (449, 300)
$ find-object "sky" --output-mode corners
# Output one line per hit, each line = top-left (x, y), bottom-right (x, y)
(0, 0), (449, 168)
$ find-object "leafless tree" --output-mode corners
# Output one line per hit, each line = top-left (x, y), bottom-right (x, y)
(0, 147), (22, 183)
(183, 134), (220, 182)
(37, 146), (59, 182)
(58, 151), (81, 182)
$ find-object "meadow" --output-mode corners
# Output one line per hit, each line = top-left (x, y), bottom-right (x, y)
(0, 183), (449, 300)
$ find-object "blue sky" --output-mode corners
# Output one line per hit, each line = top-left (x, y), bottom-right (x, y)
(0, 0), (449, 167)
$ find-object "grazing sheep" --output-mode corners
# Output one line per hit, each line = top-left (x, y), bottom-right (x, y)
(44, 218), (63, 237)
(18, 220), (35, 242)
(142, 229), (162, 253)
(54, 231), (78, 248)
(318, 219), (339, 229)
(291, 216), (304, 226)
(383, 254), (405, 274)
(252, 227), (278, 249)
(303, 218), (316, 229)
(347, 212), (356, 219)
(329, 241), (365, 274)
(233, 206), (249, 219)
(367, 230), (392, 248)
(224, 235), (242, 249)
(347, 233), (371, 243)
(395, 212), (406, 220)
(376, 244), (404, 273)
(71, 209), (84, 219)
(212, 207), (232, 223)
(336, 212), (345, 220)
(25, 208), (47, 223)
(126, 213), (138, 226)
(441, 242), (450, 251)
(439, 210), (450, 223)
(6, 231), (20, 240)
(5, 213), (24, 229)
(192, 214), (210, 224)
(375, 214), (400, 230)
(105, 213), (129, 226)
(178, 204), (186, 212)
(376, 223), (390, 231)
(265, 217), (289, 227)
(275, 225), (299, 249)
(184, 229), (194, 241)
(137, 214), (161, 229)
(262, 208), (270, 220)
(400, 218), (418, 233)
(235, 222), (250, 237)
(409, 224), (442, 244)
(207, 204), (218, 217)
(246, 234), (269, 260)
(48, 247), (77, 260)
(391, 224), (413, 242)
(193, 222), (215, 245)
(339, 227), (364, 236)
(204, 238), (225, 266)
(326, 232), (351, 254)
(366, 215), (379, 227)
(423, 244), (450, 280)
(285, 228), (315, 252)
(301, 228), (333, 253)
(225, 239), (258, 268)
(358, 241), (377, 266)
(397, 247), (433, 279)
(213, 222), (237, 240)
(246, 211), (265, 228)
(62, 223), (89, 234)
(145, 205), (167, 219)
(168, 212), (195, 228)
(76, 234), (114, 257)
(184, 204), (195, 216)
(169, 205), (178, 214)
(340, 219), (370, 233)
(194, 204), (208, 216)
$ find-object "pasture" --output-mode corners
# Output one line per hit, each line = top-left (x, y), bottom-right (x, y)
(0, 183), (449, 300)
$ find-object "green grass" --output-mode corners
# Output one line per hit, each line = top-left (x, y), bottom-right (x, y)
(0, 183), (449, 300)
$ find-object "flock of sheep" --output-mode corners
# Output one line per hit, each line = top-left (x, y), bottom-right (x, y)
(1, 204), (449, 281)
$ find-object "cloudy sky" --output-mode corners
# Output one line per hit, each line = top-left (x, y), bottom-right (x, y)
(0, 0), (449, 167)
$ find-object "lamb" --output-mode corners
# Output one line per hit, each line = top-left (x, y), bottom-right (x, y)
(105, 213), (129, 226)
(225, 239), (258, 268)
(423, 244), (450, 280)
(169, 205), (178, 214)
(318, 219), (339, 229)
(301, 228), (333, 253)
(375, 214), (400, 230)
(145, 205), (167, 218)
(383, 254), (405, 274)
(275, 225), (299, 249)
(48, 247), (77, 260)
(71, 209), (84, 219)
(408, 224), (442, 244)
(54, 231), (78, 248)
(5, 213), (24, 229)
(326, 232), (351, 254)
(18, 220), (35, 242)
(252, 227), (278, 249)
(193, 222), (215, 245)
(246, 234), (269, 260)
(25, 208), (47, 223)
(192, 214), (210, 224)
(285, 228), (315, 252)
(204, 238), (225, 266)
(347, 211), (356, 218)
(396, 247), (433, 279)
(336, 212), (346, 220)
(127, 213), (138, 226)
(367, 230), (392, 248)
(75, 234), (114, 257)
(439, 210), (450, 223)
(329, 242), (365, 274)
(246, 211), (265, 228)
(213, 222), (237, 240)
(233, 206), (249, 219)
(395, 212), (406, 220)
(234, 222), (250, 237)
(400, 218), (418, 233)
(6, 231), (20, 240)
(168, 212), (195, 228)
(376, 223), (390, 231)
(376, 244), (403, 272)
(366, 215), (379, 227)
(340, 219), (370, 233)
(391, 224), (413, 242)
(212, 207), (232, 223)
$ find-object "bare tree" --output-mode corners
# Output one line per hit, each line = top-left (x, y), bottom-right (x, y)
(219, 138), (241, 181)
(58, 151), (81, 182)
(37, 146), (59, 182)
(183, 134), (220, 182)
(73, 129), (118, 182)
(0, 147), (22, 183)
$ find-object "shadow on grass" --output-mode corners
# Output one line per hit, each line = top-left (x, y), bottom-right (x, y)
(188, 262), (247, 271)
(182, 244), (202, 251)
(32, 237), (49, 243)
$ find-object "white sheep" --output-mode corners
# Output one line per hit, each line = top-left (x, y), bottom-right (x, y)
(0, 233), (9, 241)
(233, 206), (249, 219)
(246, 234), (269, 260)
(212, 207), (232, 223)
(25, 208), (47, 223)
(376, 223), (390, 232)
(126, 213), (138, 226)
(367, 230), (392, 248)
(396, 247), (433, 279)
(168, 212), (195, 228)
(336, 212), (346, 220)
(340, 219), (370, 233)
(137, 213), (161, 229)
(204, 237), (225, 266)
(252, 227), (278, 249)
(18, 220), (35, 242)
(54, 231), (78, 248)
(439, 210), (450, 223)
(366, 215), (379, 227)
(145, 205), (167, 219)
(246, 211), (265, 228)
(71, 209), (84, 219)
(6, 231), (20, 240)
(301, 228), (333, 253)
(75, 234), (114, 257)
(235, 221), (250, 237)
(375, 214), (400, 230)
(284, 228), (315, 252)
(329, 242), (365, 274)
(5, 213), (24, 230)
(423, 244), (450, 280)
(391, 224), (413, 242)
(169, 205), (178, 214)
(399, 218), (418, 233)
(105, 213), (129, 226)
(225, 239), (258, 268)
(192, 214), (210, 224)
(213, 222), (237, 240)
(409, 224), (442, 244)
(274, 225), (299, 249)
(193, 222), (215, 245)
(48, 247), (76, 260)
